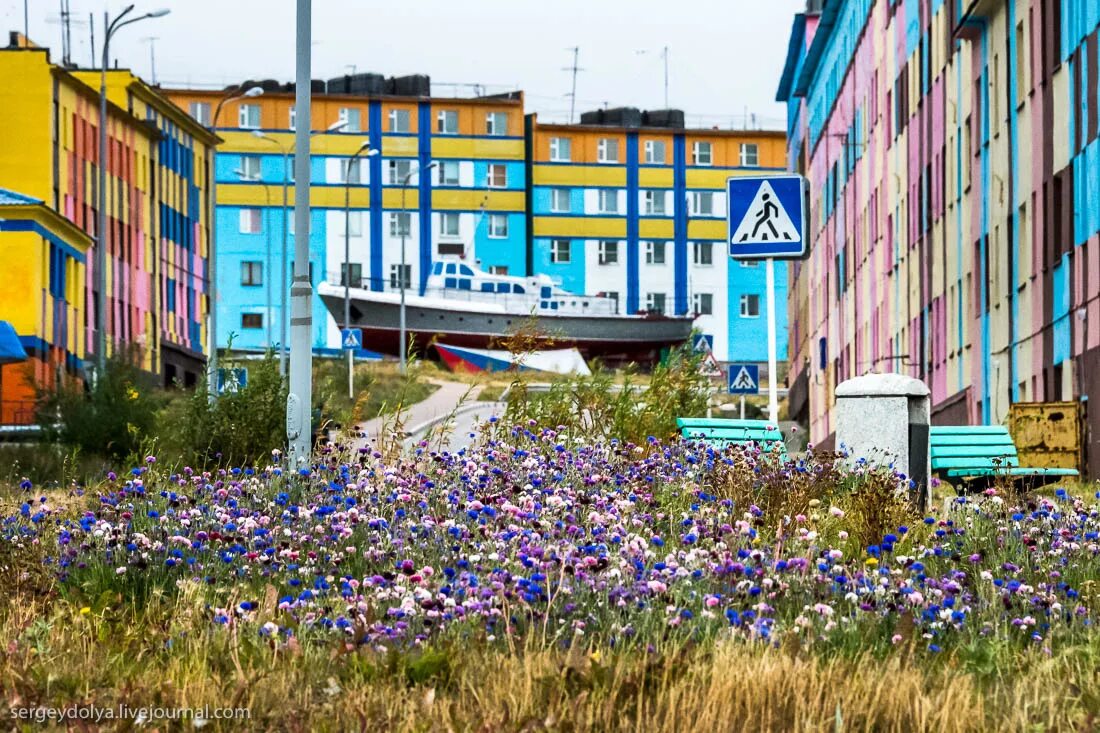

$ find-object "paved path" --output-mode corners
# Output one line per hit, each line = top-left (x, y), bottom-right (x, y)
(356, 379), (483, 449)
(405, 401), (507, 452)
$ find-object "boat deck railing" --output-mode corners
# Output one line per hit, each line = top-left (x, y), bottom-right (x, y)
(338, 276), (623, 316)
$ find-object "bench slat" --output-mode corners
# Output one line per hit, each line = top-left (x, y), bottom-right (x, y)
(930, 426), (1013, 436)
(932, 456), (1022, 469)
(930, 435), (1018, 448)
(930, 445), (1018, 458)
(947, 467), (1080, 478)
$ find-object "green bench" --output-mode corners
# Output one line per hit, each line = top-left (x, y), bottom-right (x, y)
(676, 418), (787, 455)
(930, 425), (1079, 488)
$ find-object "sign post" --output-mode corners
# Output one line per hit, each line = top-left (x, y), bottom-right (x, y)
(727, 174), (806, 426)
(341, 328), (362, 400)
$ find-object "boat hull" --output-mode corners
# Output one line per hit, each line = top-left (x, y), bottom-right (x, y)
(319, 289), (693, 364)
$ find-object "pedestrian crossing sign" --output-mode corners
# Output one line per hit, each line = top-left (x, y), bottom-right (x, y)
(727, 363), (760, 395)
(341, 328), (362, 350)
(727, 175), (806, 259)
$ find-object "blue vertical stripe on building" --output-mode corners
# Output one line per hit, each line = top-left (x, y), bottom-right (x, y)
(1007, 0), (1020, 403)
(625, 132), (639, 315)
(368, 100), (384, 291)
(418, 101), (433, 295)
(672, 134), (688, 315)
(978, 21), (992, 425)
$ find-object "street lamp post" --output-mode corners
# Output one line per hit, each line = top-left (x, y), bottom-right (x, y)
(95, 4), (169, 378)
(205, 85), (263, 398)
(252, 120), (347, 376)
(343, 143), (379, 399)
(398, 161), (436, 374)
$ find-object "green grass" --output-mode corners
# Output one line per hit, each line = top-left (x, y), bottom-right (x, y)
(313, 360), (438, 429)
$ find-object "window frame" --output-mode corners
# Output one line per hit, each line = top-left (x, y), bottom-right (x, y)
(389, 212), (411, 237)
(240, 312), (264, 329)
(238, 208), (262, 234)
(189, 102), (211, 126)
(238, 103), (261, 129)
(436, 109), (459, 134)
(693, 292), (714, 316)
(693, 141), (713, 166)
(437, 160), (460, 186)
(549, 136), (572, 162)
(488, 214), (509, 238)
(645, 292), (667, 313)
(338, 107), (361, 132)
(388, 108), (411, 133)
(644, 139), (666, 164)
(643, 189), (666, 216)
(550, 239), (571, 264)
(597, 137), (619, 163)
(645, 240), (667, 265)
(439, 212), (461, 238)
(693, 241), (714, 266)
(550, 188), (571, 213)
(740, 293), (761, 318)
(597, 189), (619, 214)
(598, 240), (619, 265)
(739, 143), (759, 167)
(486, 112), (508, 136)
(240, 260), (263, 287)
(487, 163), (507, 188)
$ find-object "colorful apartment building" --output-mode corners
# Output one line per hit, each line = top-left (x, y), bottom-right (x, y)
(777, 0), (1100, 473)
(0, 40), (217, 422)
(528, 114), (789, 362)
(0, 188), (91, 424)
(163, 82), (526, 352)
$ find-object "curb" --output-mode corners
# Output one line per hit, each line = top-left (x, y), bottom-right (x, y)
(403, 400), (506, 440)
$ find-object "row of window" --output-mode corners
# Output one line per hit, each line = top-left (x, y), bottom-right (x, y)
(547, 239), (761, 267)
(237, 209), (512, 239)
(235, 156), (511, 188)
(192, 101), (512, 136)
(547, 188), (719, 216)
(548, 137), (759, 166)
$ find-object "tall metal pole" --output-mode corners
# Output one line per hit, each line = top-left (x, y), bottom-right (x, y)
(765, 257), (779, 425)
(287, 0), (313, 463)
(344, 161), (353, 399)
(280, 151), (289, 376)
(399, 183), (408, 375)
(95, 10), (111, 376)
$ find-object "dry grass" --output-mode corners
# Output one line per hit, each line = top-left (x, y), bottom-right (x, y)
(2, 588), (1098, 732)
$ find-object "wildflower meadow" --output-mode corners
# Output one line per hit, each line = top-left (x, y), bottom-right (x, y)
(3, 388), (1100, 730)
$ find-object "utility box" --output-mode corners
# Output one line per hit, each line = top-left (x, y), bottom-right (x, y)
(835, 373), (931, 510)
(1009, 401), (1085, 474)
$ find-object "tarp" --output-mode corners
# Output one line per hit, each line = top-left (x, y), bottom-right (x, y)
(436, 343), (592, 376)
(0, 321), (27, 365)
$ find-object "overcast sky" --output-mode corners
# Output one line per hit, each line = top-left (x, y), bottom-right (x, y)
(4, 0), (803, 129)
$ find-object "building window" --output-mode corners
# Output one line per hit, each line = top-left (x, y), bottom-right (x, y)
(644, 190), (666, 215)
(646, 292), (667, 313)
(240, 155), (261, 179)
(488, 214), (508, 238)
(290, 261), (315, 283)
(389, 159), (413, 184)
(598, 240), (619, 265)
(597, 138), (619, 163)
(388, 108), (410, 133)
(390, 264), (411, 289)
(239, 208), (262, 234)
(390, 212), (411, 236)
(288, 105), (296, 130)
(549, 136), (571, 161)
(238, 104), (261, 129)
(605, 291), (619, 313)
(551, 188), (571, 213)
(691, 191), (714, 216)
(739, 143), (759, 167)
(740, 259), (760, 268)
(490, 265), (509, 276)
(338, 107), (361, 132)
(340, 262), (363, 287)
(438, 161), (460, 186)
(487, 163), (507, 188)
(645, 241), (666, 265)
(740, 293), (761, 317)
(693, 292), (714, 315)
(346, 211), (363, 237)
(551, 239), (571, 264)
(644, 139), (666, 164)
(693, 141), (713, 166)
(240, 261), (263, 286)
(598, 189), (618, 214)
(486, 112), (508, 136)
(342, 158), (362, 184)
(241, 312), (263, 329)
(438, 242), (464, 256)
(189, 102), (211, 126)
(437, 109), (458, 134)
(440, 212), (461, 237)
(693, 241), (713, 266)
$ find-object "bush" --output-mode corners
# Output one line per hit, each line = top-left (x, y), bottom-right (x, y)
(503, 344), (710, 443)
(36, 351), (163, 461)
(158, 354), (286, 466)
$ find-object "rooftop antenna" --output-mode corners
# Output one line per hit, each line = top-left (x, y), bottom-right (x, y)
(563, 46), (583, 123)
(143, 36), (159, 85)
(636, 46), (670, 109)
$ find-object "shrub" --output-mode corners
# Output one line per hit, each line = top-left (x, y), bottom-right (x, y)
(36, 350), (162, 461)
(158, 354), (286, 466)
(503, 344), (709, 443)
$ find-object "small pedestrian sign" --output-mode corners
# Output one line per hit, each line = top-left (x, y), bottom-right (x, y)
(341, 328), (362, 350)
(727, 175), (806, 259)
(727, 363), (759, 395)
(217, 368), (248, 395)
(693, 334), (714, 353)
